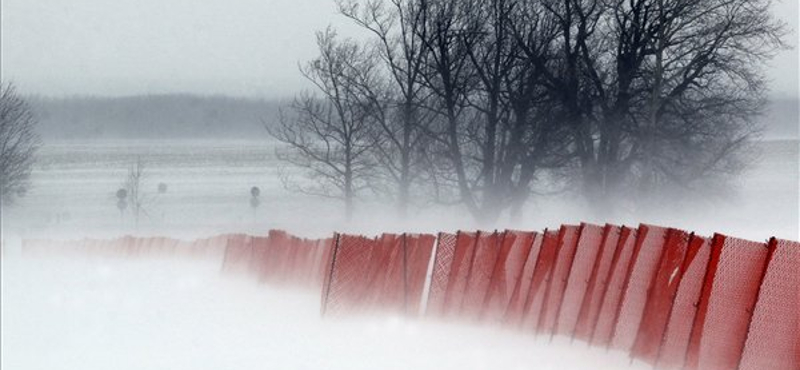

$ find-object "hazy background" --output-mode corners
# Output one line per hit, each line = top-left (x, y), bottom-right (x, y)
(2, 0), (798, 99)
(1, 3), (798, 370)
(1, 0), (798, 242)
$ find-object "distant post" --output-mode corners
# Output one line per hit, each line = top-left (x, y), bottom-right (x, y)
(250, 186), (261, 218)
(157, 182), (167, 221)
(116, 188), (128, 221)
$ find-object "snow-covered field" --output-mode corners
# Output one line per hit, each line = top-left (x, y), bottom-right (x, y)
(4, 138), (799, 242)
(2, 256), (645, 370)
(1, 138), (797, 370)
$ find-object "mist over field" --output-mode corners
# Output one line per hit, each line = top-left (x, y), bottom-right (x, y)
(3, 120), (795, 370)
(6, 93), (799, 242)
(4, 256), (655, 370)
(2, 0), (798, 369)
(25, 95), (800, 141)
(2, 136), (798, 243)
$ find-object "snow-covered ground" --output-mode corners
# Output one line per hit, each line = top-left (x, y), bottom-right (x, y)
(1, 138), (796, 369)
(3, 138), (798, 243)
(2, 255), (646, 370)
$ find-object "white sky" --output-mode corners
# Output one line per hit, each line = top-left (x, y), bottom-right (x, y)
(1, 0), (798, 98)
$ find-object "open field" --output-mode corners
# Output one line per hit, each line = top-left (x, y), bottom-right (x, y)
(4, 139), (797, 243)
(2, 255), (647, 370)
(2, 138), (797, 370)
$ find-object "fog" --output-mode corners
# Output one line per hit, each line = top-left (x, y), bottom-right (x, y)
(1, 0), (365, 97)
(2, 0), (798, 369)
(3, 255), (651, 370)
(1, 0), (797, 98)
(3, 137), (796, 243)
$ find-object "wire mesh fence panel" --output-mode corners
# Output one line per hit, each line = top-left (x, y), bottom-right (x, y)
(404, 234), (436, 316)
(426, 233), (458, 317)
(154, 237), (169, 257)
(296, 237), (316, 284)
(321, 234), (377, 316)
(293, 237), (309, 282)
(249, 235), (271, 279)
(287, 236), (307, 283)
(251, 234), (271, 281)
(82, 238), (97, 257)
(27, 223), (799, 369)
(94, 239), (107, 255)
(298, 238), (322, 287)
(611, 224), (669, 351)
(182, 235), (209, 259)
(320, 234), (339, 312)
(738, 238), (799, 370)
(22, 239), (46, 256)
(221, 234), (252, 274)
(367, 234), (405, 313)
(285, 236), (303, 283)
(482, 230), (536, 324)
(655, 235), (711, 370)
(503, 232), (543, 327)
(556, 223), (605, 337)
(573, 224), (621, 342)
(631, 228), (691, 364)
(143, 237), (158, 256)
(540, 225), (581, 336)
(99, 238), (116, 256)
(685, 234), (770, 370)
(136, 237), (151, 256)
(123, 237), (136, 256)
(113, 238), (129, 256)
(165, 237), (181, 256)
(180, 237), (197, 258)
(441, 232), (479, 319)
(460, 231), (502, 320)
(130, 237), (144, 257)
(260, 230), (289, 283)
(592, 227), (638, 347)
(268, 231), (292, 283)
(520, 230), (560, 333)
(201, 234), (230, 259)
(312, 237), (335, 290)
(146, 237), (161, 255)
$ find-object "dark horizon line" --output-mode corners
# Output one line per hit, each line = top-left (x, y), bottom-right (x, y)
(21, 90), (800, 102)
(23, 91), (293, 102)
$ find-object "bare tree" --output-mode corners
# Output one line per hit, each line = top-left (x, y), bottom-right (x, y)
(269, 29), (381, 220)
(413, 0), (485, 217)
(303, 0), (787, 221)
(411, 0), (572, 224)
(337, 0), (434, 218)
(632, 0), (786, 202)
(537, 0), (787, 212)
(124, 158), (148, 228)
(0, 83), (41, 209)
(462, 0), (574, 222)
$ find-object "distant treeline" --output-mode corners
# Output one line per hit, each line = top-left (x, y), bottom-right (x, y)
(25, 94), (795, 142)
(28, 94), (284, 141)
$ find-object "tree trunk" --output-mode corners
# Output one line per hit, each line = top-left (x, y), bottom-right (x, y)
(344, 148), (354, 221)
(397, 102), (414, 218)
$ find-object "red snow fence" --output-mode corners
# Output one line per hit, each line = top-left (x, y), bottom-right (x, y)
(319, 225), (798, 370)
(22, 230), (335, 291)
(738, 238), (800, 370)
(321, 233), (436, 316)
(21, 222), (799, 370)
(220, 230), (334, 290)
(22, 235), (228, 259)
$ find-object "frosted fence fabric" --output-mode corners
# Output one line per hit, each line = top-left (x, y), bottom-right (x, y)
(738, 238), (799, 370)
(556, 223), (605, 337)
(23, 224), (799, 369)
